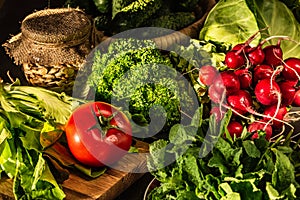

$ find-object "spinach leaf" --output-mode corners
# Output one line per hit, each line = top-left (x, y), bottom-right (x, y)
(7, 86), (76, 125)
(0, 117), (17, 178)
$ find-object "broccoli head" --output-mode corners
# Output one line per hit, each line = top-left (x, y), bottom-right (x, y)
(88, 38), (197, 137)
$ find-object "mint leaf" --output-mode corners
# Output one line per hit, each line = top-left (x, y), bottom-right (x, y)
(147, 139), (169, 172)
(220, 192), (241, 200)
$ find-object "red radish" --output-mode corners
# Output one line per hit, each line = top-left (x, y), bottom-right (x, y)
(248, 120), (272, 140)
(208, 83), (225, 103)
(210, 106), (225, 121)
(253, 64), (274, 83)
(282, 57), (300, 81)
(263, 44), (283, 66)
(199, 65), (218, 86)
(278, 81), (296, 106)
(232, 43), (252, 53)
(224, 50), (246, 69)
(293, 89), (300, 107)
(234, 69), (252, 89)
(254, 79), (281, 106)
(214, 71), (240, 95)
(263, 105), (287, 129)
(248, 46), (265, 65)
(227, 90), (253, 115)
(232, 29), (264, 53)
(227, 121), (243, 138)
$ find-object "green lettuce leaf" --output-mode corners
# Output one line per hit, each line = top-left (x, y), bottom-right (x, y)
(199, 0), (260, 46)
(13, 147), (65, 200)
(247, 0), (300, 58)
(7, 86), (76, 125)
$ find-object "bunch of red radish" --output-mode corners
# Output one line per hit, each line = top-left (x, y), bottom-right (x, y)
(199, 34), (300, 141)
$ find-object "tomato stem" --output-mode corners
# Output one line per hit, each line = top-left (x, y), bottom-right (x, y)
(87, 104), (124, 138)
(87, 104), (106, 137)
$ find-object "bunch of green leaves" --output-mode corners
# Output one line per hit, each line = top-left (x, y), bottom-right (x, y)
(0, 81), (105, 199)
(199, 0), (300, 59)
(147, 107), (300, 199)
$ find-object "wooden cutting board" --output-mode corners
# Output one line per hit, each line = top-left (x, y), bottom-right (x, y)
(0, 140), (149, 200)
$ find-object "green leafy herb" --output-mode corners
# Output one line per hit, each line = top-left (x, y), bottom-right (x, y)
(147, 109), (300, 199)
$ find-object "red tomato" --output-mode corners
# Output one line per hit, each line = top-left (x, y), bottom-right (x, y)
(65, 102), (132, 167)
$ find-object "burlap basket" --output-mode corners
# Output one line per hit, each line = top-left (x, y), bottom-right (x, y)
(3, 8), (95, 95)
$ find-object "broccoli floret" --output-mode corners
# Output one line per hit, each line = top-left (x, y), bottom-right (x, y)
(88, 38), (196, 136)
(89, 38), (168, 102)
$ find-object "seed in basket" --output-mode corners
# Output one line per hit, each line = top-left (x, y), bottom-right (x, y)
(37, 68), (48, 76)
(48, 68), (59, 75)
(35, 63), (45, 69)
(56, 81), (64, 87)
(43, 74), (55, 80)
(54, 71), (65, 79)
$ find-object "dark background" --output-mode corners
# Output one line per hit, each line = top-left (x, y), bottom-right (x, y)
(0, 0), (65, 84)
